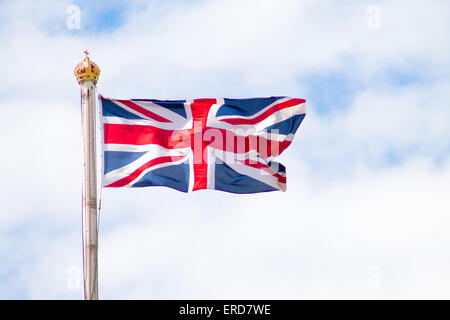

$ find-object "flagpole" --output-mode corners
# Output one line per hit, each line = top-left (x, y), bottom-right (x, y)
(75, 51), (101, 300)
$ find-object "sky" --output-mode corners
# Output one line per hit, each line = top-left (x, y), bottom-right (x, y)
(0, 0), (449, 299)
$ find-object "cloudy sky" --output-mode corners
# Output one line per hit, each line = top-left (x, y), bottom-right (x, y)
(0, 0), (449, 299)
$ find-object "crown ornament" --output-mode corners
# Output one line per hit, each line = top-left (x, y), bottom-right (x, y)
(74, 50), (101, 84)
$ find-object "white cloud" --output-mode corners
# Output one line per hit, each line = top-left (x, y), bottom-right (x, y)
(299, 81), (450, 177)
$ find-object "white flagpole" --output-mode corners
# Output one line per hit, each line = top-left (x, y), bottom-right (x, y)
(75, 50), (101, 300)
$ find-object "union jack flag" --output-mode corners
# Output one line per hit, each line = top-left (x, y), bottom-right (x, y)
(100, 96), (306, 193)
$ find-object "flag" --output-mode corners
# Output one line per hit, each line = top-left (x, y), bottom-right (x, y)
(100, 96), (306, 193)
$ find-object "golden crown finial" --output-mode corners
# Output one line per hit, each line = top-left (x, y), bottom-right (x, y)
(74, 50), (101, 84)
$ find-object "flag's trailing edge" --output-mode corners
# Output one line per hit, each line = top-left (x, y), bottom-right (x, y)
(99, 95), (306, 194)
